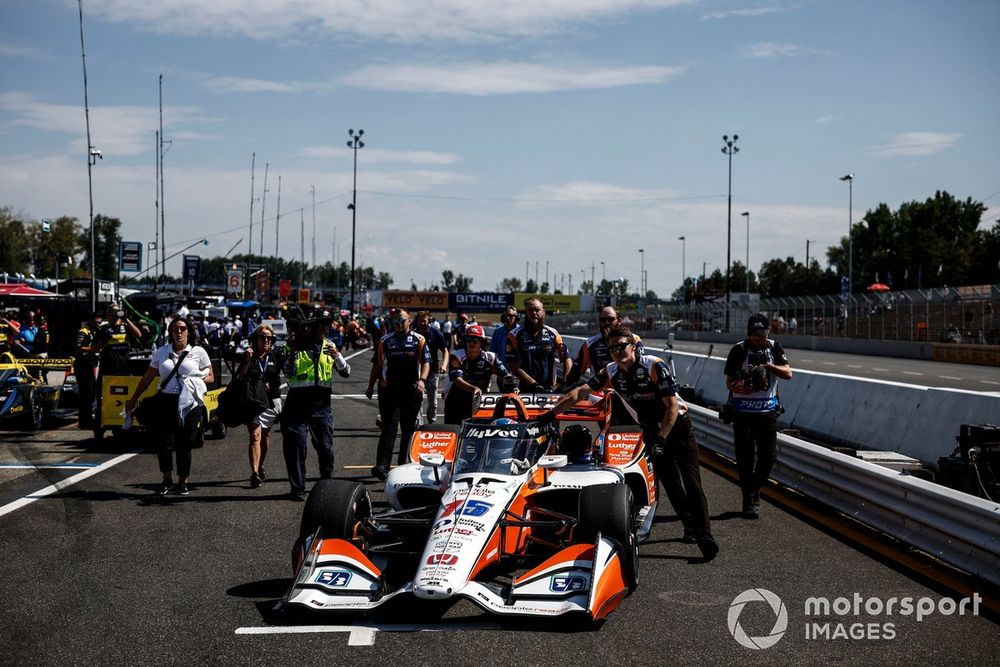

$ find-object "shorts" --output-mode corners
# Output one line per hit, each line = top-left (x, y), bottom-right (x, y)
(252, 397), (282, 431)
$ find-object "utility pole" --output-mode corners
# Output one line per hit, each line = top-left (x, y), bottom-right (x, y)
(299, 209), (305, 289)
(258, 163), (269, 301)
(274, 174), (281, 261)
(311, 184), (317, 294)
(159, 74), (170, 283)
(154, 130), (159, 288)
(721, 134), (740, 333)
(247, 153), (255, 299)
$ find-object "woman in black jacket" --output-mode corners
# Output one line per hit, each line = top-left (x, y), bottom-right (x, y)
(238, 325), (285, 488)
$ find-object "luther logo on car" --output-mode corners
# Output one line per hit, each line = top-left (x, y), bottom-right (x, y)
(316, 570), (352, 587)
(550, 576), (586, 592)
(427, 554), (459, 565)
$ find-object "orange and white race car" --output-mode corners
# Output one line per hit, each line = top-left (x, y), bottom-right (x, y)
(282, 390), (658, 623)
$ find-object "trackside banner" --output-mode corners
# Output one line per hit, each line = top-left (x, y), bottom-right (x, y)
(383, 290), (448, 310)
(449, 292), (513, 313)
(514, 293), (582, 312)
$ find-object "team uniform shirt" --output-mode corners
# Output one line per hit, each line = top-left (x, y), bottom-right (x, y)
(445, 349), (510, 395)
(574, 332), (645, 379)
(586, 354), (681, 426)
(149, 344), (212, 394)
(416, 326), (448, 374)
(75, 325), (99, 362)
(505, 324), (568, 390)
(96, 321), (131, 372)
(723, 339), (788, 414)
(375, 331), (432, 387)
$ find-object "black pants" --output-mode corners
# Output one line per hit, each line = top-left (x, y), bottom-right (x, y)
(732, 411), (778, 497)
(376, 387), (422, 467)
(646, 414), (712, 539)
(74, 358), (97, 425)
(443, 389), (475, 425)
(156, 398), (203, 479)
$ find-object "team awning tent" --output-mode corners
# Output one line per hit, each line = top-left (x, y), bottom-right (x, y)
(0, 283), (63, 298)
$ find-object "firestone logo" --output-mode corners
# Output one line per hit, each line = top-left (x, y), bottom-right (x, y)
(728, 588), (788, 650)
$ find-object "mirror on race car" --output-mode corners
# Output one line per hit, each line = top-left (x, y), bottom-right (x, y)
(537, 454), (568, 469)
(419, 452), (446, 468)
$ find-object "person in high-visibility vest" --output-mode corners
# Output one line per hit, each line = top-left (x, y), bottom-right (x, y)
(281, 310), (351, 502)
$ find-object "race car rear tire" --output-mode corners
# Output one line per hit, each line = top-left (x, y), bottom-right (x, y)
(299, 480), (373, 543)
(578, 484), (638, 591)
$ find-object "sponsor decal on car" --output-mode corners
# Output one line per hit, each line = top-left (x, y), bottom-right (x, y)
(460, 500), (493, 516)
(316, 569), (353, 588)
(550, 576), (586, 592)
(427, 553), (459, 565)
(465, 427), (520, 439)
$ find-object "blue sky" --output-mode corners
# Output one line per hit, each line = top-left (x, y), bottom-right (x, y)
(1, 0), (997, 294)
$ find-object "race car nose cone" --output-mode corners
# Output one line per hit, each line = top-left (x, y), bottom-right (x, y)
(413, 583), (454, 600)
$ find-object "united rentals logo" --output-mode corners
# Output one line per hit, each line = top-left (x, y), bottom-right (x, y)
(728, 588), (788, 650)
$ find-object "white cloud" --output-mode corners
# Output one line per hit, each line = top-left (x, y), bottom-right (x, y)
(342, 62), (685, 96)
(741, 42), (802, 59)
(812, 115), (835, 124)
(701, 5), (790, 21)
(86, 0), (692, 41)
(0, 92), (214, 157)
(299, 146), (462, 166)
(199, 75), (336, 94)
(0, 40), (49, 60)
(522, 181), (679, 205)
(868, 132), (962, 158)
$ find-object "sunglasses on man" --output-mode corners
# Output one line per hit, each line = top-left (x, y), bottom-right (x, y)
(608, 342), (633, 354)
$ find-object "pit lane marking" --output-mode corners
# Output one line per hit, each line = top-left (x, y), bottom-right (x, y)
(903, 371), (924, 376)
(0, 463), (98, 470)
(0, 451), (140, 518)
(236, 622), (501, 646)
(939, 376), (962, 380)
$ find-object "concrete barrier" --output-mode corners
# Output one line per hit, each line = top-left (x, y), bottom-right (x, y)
(671, 350), (1000, 465)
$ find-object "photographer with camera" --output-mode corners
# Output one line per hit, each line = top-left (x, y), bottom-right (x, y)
(724, 313), (793, 519)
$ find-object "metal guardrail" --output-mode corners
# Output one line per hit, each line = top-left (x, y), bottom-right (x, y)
(687, 403), (1000, 587)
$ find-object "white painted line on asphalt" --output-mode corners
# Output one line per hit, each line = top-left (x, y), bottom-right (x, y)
(822, 361), (836, 366)
(0, 451), (141, 519)
(847, 364), (862, 369)
(343, 349), (370, 361)
(982, 380), (1000, 386)
(903, 371), (924, 376)
(235, 621), (502, 646)
(939, 376), (962, 380)
(0, 463), (98, 470)
(872, 368), (889, 372)
(332, 394), (373, 400)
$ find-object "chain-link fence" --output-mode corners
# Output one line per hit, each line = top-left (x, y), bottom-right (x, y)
(546, 284), (1000, 345)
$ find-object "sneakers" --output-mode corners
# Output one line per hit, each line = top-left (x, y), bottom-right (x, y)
(370, 465), (388, 481)
(156, 481), (173, 496)
(697, 535), (720, 561)
(257, 466), (266, 482)
(175, 482), (190, 496)
(250, 473), (262, 489)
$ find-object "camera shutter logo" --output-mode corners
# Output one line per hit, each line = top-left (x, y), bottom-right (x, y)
(728, 588), (788, 650)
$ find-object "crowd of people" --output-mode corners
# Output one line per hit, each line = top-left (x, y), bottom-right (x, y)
(9, 296), (794, 561)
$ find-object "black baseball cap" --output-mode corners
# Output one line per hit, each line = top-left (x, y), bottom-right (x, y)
(747, 313), (769, 336)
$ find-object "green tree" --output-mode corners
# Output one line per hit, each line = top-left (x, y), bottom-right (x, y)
(496, 277), (522, 292)
(0, 206), (32, 274)
(28, 215), (84, 278)
(78, 214), (123, 280)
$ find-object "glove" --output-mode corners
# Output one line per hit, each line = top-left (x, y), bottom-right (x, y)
(649, 435), (667, 457)
(536, 410), (556, 427)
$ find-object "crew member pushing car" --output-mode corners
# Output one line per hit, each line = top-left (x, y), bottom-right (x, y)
(543, 326), (719, 561)
(365, 308), (431, 480)
(443, 324), (511, 424)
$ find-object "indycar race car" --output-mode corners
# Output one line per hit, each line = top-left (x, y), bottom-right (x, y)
(281, 390), (659, 623)
(0, 355), (73, 430)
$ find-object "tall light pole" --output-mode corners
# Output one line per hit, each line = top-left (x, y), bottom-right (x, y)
(247, 153), (255, 298)
(638, 248), (645, 297)
(741, 211), (750, 293)
(678, 236), (686, 293)
(600, 261), (606, 288)
(259, 162), (269, 299)
(721, 134), (739, 332)
(840, 174), (854, 295)
(78, 0), (98, 311)
(348, 128), (364, 313)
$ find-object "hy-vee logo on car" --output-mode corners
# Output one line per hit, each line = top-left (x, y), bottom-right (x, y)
(316, 570), (352, 587)
(550, 576), (586, 592)
(466, 427), (519, 439)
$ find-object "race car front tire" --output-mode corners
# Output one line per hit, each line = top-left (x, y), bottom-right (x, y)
(21, 390), (43, 431)
(578, 484), (639, 591)
(299, 479), (373, 543)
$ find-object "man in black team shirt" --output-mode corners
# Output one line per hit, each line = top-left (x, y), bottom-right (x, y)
(505, 298), (572, 392)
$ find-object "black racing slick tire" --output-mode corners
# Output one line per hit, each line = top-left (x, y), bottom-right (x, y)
(299, 480), (373, 543)
(578, 484), (639, 592)
(22, 390), (43, 431)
